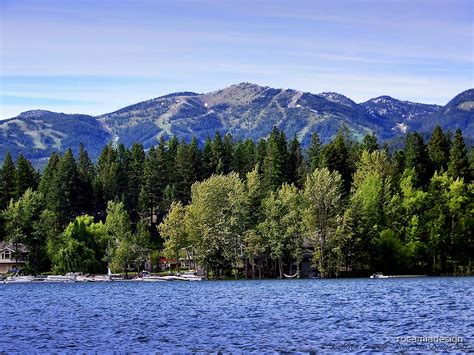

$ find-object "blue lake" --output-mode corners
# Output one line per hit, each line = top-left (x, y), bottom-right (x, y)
(0, 277), (472, 352)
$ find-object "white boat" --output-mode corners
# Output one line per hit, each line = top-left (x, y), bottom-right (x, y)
(138, 271), (168, 282)
(370, 272), (389, 279)
(76, 274), (112, 282)
(5, 275), (44, 283)
(46, 273), (77, 283)
(176, 271), (205, 281)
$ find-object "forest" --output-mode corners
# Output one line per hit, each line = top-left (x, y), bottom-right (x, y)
(0, 125), (472, 278)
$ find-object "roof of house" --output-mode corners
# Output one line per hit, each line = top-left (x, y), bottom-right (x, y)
(0, 241), (28, 253)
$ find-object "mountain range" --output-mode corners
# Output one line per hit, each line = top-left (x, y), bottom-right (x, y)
(1, 83), (473, 167)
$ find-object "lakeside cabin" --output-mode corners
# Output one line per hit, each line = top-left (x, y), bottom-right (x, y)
(0, 242), (27, 274)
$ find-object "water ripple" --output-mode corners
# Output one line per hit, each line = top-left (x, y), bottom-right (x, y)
(0, 277), (472, 352)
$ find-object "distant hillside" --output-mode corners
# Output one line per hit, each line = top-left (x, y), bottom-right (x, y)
(1, 83), (472, 166)
(0, 110), (111, 164)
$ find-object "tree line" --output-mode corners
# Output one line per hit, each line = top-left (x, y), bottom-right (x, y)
(0, 126), (472, 277)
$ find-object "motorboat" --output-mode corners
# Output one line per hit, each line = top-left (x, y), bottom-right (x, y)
(5, 275), (45, 283)
(45, 273), (77, 283)
(370, 272), (389, 279)
(76, 274), (112, 282)
(176, 271), (205, 281)
(136, 271), (169, 282)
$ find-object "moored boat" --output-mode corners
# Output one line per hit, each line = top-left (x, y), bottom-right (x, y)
(176, 271), (205, 281)
(46, 273), (77, 283)
(5, 275), (45, 284)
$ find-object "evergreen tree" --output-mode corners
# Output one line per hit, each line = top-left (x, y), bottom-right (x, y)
(211, 131), (224, 174)
(256, 138), (267, 173)
(201, 137), (214, 179)
(16, 154), (38, 197)
(307, 132), (322, 172)
(143, 140), (168, 225)
(0, 152), (17, 210)
(447, 129), (471, 181)
(321, 126), (355, 193)
(428, 125), (449, 173)
(115, 144), (130, 201)
(96, 144), (119, 203)
(166, 136), (179, 185)
(222, 133), (234, 174)
(361, 133), (379, 153)
(51, 149), (80, 226)
(77, 144), (95, 215)
(263, 127), (288, 191)
(288, 136), (305, 188)
(405, 132), (432, 187)
(188, 137), (202, 181)
(174, 141), (194, 203)
(39, 153), (60, 211)
(127, 143), (145, 219)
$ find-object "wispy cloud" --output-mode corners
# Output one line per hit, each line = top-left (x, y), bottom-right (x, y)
(0, 0), (472, 118)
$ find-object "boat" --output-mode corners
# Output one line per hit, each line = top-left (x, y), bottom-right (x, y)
(175, 271), (205, 281)
(136, 271), (169, 282)
(45, 273), (77, 283)
(5, 275), (45, 283)
(370, 272), (389, 279)
(76, 274), (112, 282)
(283, 271), (299, 279)
(370, 272), (427, 279)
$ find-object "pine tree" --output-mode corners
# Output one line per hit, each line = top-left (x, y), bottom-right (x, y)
(233, 140), (253, 177)
(77, 144), (95, 215)
(447, 129), (471, 181)
(0, 152), (17, 210)
(166, 136), (179, 185)
(256, 139), (267, 173)
(115, 144), (130, 201)
(51, 149), (80, 226)
(222, 133), (234, 174)
(201, 137), (213, 179)
(127, 143), (145, 220)
(188, 137), (202, 181)
(143, 139), (168, 225)
(39, 152), (60, 211)
(211, 131), (224, 174)
(288, 136), (305, 188)
(307, 132), (322, 172)
(174, 141), (194, 203)
(263, 127), (288, 191)
(96, 144), (119, 203)
(322, 126), (355, 193)
(16, 154), (38, 197)
(405, 132), (432, 187)
(428, 125), (449, 173)
(361, 133), (379, 153)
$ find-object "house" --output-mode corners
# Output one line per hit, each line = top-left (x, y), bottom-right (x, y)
(0, 242), (27, 274)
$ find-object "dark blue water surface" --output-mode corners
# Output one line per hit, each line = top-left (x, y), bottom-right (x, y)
(0, 277), (472, 352)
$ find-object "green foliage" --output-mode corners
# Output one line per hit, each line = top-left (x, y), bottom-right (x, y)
(303, 168), (343, 277)
(448, 129), (471, 181)
(1, 126), (471, 277)
(0, 152), (17, 211)
(2, 189), (50, 271)
(50, 215), (106, 274)
(186, 173), (247, 277)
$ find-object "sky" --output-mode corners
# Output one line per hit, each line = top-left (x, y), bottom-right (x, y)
(0, 0), (473, 119)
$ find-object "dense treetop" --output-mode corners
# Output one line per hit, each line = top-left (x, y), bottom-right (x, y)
(0, 125), (472, 278)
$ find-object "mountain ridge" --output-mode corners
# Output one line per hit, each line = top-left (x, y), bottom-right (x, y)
(1, 83), (472, 166)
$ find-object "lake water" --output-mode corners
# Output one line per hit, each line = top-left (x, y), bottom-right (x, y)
(0, 277), (472, 352)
